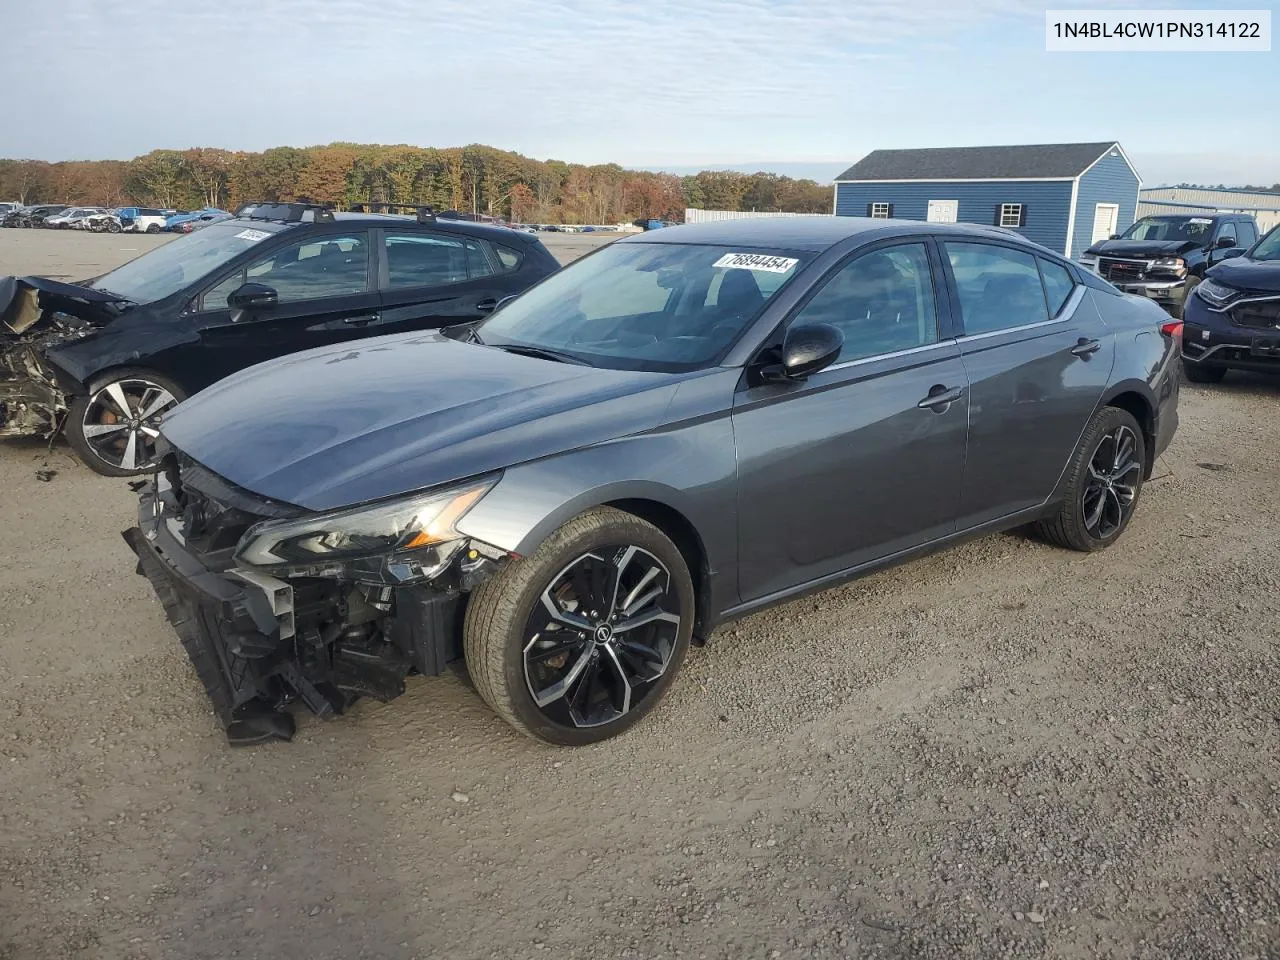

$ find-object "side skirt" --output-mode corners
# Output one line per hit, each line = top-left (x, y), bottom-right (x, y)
(710, 504), (1053, 630)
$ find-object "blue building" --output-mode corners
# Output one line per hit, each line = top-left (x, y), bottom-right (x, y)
(833, 142), (1141, 259)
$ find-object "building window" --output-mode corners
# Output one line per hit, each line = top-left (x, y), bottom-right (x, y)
(999, 203), (1024, 228)
(870, 202), (892, 219)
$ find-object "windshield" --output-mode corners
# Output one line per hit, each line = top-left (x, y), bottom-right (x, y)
(1119, 216), (1214, 243)
(1250, 227), (1280, 261)
(89, 221), (286, 303)
(476, 242), (808, 371)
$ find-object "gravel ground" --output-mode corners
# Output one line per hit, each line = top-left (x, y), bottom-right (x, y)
(1, 230), (1278, 960)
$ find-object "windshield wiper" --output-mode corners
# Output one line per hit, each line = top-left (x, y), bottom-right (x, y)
(492, 343), (594, 367)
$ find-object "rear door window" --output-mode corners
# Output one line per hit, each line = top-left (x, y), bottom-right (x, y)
(1037, 258), (1076, 317)
(945, 242), (1050, 335)
(384, 232), (497, 288)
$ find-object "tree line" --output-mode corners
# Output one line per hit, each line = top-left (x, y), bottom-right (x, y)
(0, 144), (834, 223)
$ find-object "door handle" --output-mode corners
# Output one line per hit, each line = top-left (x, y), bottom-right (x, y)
(1071, 337), (1101, 358)
(475, 298), (499, 314)
(917, 384), (963, 411)
(343, 312), (380, 326)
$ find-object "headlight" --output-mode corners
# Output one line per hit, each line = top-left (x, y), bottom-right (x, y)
(1078, 256), (1098, 272)
(1151, 257), (1187, 277)
(1196, 278), (1240, 308)
(235, 476), (497, 581)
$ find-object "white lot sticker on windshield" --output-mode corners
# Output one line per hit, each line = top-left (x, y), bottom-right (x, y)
(1188, 218), (1213, 225)
(712, 252), (799, 274)
(235, 228), (272, 242)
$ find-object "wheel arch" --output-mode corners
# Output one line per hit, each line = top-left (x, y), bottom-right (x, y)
(1099, 382), (1156, 478)
(603, 497), (712, 643)
(460, 477), (726, 641)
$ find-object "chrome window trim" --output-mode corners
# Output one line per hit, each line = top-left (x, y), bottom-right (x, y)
(955, 281), (1084, 343)
(825, 339), (955, 372)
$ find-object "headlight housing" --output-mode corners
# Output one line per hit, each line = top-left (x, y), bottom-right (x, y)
(1151, 257), (1187, 277)
(234, 476), (497, 583)
(1079, 255), (1098, 271)
(1196, 278), (1240, 309)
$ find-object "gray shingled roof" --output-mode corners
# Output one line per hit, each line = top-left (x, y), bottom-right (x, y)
(835, 142), (1120, 182)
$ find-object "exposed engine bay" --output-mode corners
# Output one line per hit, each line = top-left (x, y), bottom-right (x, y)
(124, 451), (508, 744)
(0, 275), (119, 438)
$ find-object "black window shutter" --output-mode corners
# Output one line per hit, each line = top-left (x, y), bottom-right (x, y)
(994, 204), (1003, 225)
(1019, 204), (1028, 227)
(887, 203), (895, 217)
(865, 203), (873, 217)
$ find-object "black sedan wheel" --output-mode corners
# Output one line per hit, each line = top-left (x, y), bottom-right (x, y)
(1036, 406), (1146, 551)
(464, 507), (694, 745)
(66, 370), (185, 476)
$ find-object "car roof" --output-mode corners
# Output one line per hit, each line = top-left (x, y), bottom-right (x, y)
(231, 211), (539, 245)
(619, 216), (1057, 254)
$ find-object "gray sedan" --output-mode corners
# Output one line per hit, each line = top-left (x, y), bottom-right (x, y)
(125, 216), (1180, 746)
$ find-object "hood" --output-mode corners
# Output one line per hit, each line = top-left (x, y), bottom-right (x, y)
(1207, 256), (1280, 294)
(1085, 239), (1200, 258)
(1, 275), (131, 333)
(160, 334), (689, 511)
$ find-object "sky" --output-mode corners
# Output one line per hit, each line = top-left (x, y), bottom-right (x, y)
(0, 0), (1275, 186)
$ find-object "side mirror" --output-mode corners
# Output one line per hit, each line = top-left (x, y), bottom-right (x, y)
(228, 282), (278, 310)
(762, 323), (844, 382)
(1216, 236), (1237, 249)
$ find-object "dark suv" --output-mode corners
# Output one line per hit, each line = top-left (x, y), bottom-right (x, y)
(0, 202), (560, 474)
(1180, 224), (1280, 383)
(1080, 214), (1259, 317)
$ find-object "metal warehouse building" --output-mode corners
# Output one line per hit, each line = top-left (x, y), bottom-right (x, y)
(1138, 186), (1280, 232)
(833, 142), (1141, 258)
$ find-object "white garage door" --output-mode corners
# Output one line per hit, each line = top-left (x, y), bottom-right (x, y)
(927, 199), (958, 223)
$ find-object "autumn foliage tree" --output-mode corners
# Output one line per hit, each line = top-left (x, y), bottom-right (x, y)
(1, 143), (836, 222)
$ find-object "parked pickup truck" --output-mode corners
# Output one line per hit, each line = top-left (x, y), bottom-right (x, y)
(1079, 213), (1260, 317)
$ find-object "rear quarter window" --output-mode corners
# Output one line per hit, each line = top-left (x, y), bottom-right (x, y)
(493, 242), (523, 272)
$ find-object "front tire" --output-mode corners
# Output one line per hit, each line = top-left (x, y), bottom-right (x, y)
(1179, 279), (1200, 320)
(464, 507), (695, 745)
(1036, 406), (1145, 552)
(1181, 359), (1227, 384)
(65, 369), (186, 476)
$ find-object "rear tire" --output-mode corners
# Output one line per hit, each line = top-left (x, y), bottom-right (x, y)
(66, 368), (186, 476)
(1182, 359), (1227, 384)
(463, 506), (694, 746)
(1036, 406), (1145, 552)
(146, 223), (160, 234)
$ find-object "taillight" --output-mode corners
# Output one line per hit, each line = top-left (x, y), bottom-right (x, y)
(1160, 320), (1183, 339)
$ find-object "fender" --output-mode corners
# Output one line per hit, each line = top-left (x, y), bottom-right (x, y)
(456, 417), (741, 618)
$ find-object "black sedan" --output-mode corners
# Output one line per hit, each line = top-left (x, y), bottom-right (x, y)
(0, 203), (561, 475)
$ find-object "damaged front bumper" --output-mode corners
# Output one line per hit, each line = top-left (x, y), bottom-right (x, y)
(123, 472), (503, 745)
(1, 275), (123, 438)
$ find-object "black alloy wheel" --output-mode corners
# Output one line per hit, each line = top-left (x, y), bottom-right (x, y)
(1036, 405), (1146, 552)
(522, 546), (681, 729)
(1081, 424), (1141, 540)
(463, 506), (695, 745)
